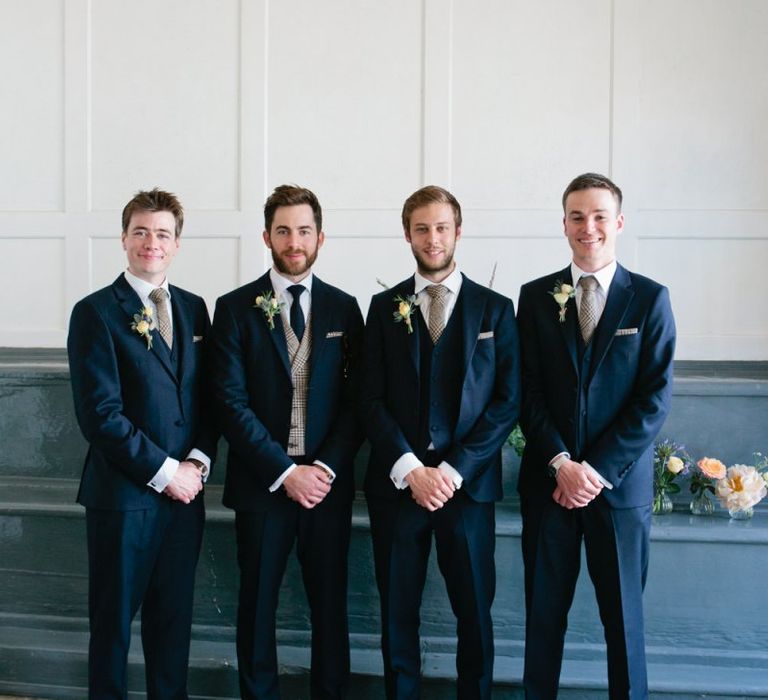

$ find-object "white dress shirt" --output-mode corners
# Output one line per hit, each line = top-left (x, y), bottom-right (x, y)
(390, 265), (465, 491)
(123, 270), (211, 492)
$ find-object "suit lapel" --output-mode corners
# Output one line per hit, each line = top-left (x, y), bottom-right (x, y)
(458, 276), (487, 380)
(554, 268), (579, 372)
(589, 264), (634, 378)
(113, 275), (177, 382)
(308, 277), (331, 376)
(399, 277), (420, 377)
(252, 272), (291, 377)
(171, 287), (193, 382)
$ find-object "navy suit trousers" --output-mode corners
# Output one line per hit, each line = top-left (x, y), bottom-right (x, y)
(85, 497), (204, 700)
(521, 496), (651, 700)
(234, 492), (352, 700)
(367, 490), (496, 700)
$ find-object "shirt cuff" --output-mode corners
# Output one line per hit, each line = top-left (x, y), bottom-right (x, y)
(269, 463), (298, 492)
(148, 457), (179, 493)
(549, 451), (570, 466)
(187, 448), (211, 483)
(390, 452), (423, 490)
(313, 460), (336, 483)
(438, 461), (463, 489)
(581, 460), (614, 490)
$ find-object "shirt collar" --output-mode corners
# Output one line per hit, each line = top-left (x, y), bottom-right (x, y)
(269, 268), (314, 300)
(124, 269), (170, 302)
(570, 259), (617, 293)
(414, 264), (462, 296)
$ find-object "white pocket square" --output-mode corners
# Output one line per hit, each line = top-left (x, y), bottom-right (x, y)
(478, 331), (494, 340)
(326, 331), (344, 338)
(193, 335), (204, 342)
(615, 328), (638, 336)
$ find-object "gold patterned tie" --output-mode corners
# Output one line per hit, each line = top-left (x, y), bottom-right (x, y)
(578, 275), (598, 344)
(149, 287), (173, 349)
(426, 284), (448, 344)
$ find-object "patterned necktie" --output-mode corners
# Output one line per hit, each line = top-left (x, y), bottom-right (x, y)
(149, 287), (172, 349)
(578, 275), (598, 344)
(288, 285), (305, 342)
(426, 284), (448, 344)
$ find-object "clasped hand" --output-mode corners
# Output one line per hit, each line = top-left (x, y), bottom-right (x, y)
(164, 461), (204, 504)
(552, 458), (603, 509)
(405, 466), (456, 511)
(284, 465), (332, 509)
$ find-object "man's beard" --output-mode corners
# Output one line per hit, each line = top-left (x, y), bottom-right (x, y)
(412, 246), (455, 276)
(272, 246), (318, 277)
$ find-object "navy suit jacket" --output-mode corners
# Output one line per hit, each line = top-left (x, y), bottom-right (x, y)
(517, 264), (676, 508)
(68, 274), (217, 510)
(210, 271), (364, 511)
(361, 274), (521, 503)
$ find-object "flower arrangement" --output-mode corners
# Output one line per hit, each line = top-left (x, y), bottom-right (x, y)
(715, 464), (767, 518)
(507, 424), (526, 457)
(688, 457), (726, 515)
(652, 439), (690, 514)
(549, 280), (575, 323)
(393, 294), (419, 334)
(131, 307), (157, 350)
(254, 291), (281, 330)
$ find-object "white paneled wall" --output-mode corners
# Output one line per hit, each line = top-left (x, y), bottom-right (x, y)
(0, 0), (766, 359)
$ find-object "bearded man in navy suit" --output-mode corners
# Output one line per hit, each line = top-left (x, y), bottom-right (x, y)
(68, 188), (217, 699)
(517, 173), (676, 699)
(361, 186), (521, 700)
(209, 185), (364, 700)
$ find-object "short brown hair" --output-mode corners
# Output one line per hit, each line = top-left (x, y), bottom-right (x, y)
(562, 173), (623, 213)
(401, 185), (462, 231)
(264, 185), (322, 232)
(121, 188), (184, 238)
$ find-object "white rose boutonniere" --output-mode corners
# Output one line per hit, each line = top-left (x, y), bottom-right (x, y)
(254, 291), (281, 330)
(549, 280), (575, 323)
(131, 307), (157, 350)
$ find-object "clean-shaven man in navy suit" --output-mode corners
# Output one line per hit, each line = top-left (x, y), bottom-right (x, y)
(68, 188), (217, 699)
(517, 173), (676, 699)
(209, 185), (364, 700)
(361, 186), (521, 700)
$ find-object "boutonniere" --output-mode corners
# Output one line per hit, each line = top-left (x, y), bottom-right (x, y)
(254, 291), (281, 330)
(131, 307), (157, 350)
(549, 280), (575, 322)
(393, 294), (420, 334)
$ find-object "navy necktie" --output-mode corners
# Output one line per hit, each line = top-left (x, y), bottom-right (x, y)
(288, 285), (305, 341)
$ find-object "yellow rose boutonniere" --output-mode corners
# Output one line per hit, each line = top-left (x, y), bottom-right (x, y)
(549, 280), (576, 322)
(131, 307), (157, 350)
(254, 291), (281, 330)
(393, 294), (419, 334)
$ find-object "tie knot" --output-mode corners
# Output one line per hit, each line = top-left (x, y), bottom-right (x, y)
(288, 285), (304, 303)
(149, 287), (167, 305)
(426, 284), (448, 302)
(579, 275), (597, 292)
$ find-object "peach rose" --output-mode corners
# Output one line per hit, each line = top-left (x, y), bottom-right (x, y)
(697, 457), (726, 480)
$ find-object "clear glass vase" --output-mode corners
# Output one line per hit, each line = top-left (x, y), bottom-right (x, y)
(728, 506), (754, 520)
(690, 491), (715, 516)
(652, 491), (673, 515)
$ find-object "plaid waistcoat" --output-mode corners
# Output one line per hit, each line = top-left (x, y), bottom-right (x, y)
(281, 311), (312, 456)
